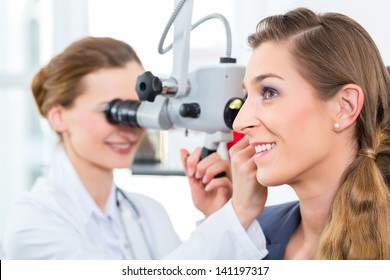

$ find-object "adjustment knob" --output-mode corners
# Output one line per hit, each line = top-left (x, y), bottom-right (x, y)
(135, 71), (162, 102)
(179, 103), (201, 118)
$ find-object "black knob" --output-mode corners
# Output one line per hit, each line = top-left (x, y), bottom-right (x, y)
(135, 71), (162, 102)
(179, 103), (201, 118)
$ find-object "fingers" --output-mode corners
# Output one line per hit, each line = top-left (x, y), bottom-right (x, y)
(201, 159), (231, 185)
(229, 136), (253, 162)
(180, 148), (189, 166)
(204, 176), (232, 193)
(181, 147), (202, 177)
(196, 151), (229, 179)
(181, 146), (233, 217)
(229, 134), (250, 155)
(181, 147), (230, 184)
(228, 135), (268, 229)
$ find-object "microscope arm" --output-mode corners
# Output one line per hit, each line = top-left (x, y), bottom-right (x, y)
(171, 0), (193, 98)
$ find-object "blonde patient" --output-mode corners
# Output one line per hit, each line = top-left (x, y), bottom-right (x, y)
(229, 7), (390, 259)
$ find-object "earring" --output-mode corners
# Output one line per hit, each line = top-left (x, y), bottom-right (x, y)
(334, 123), (340, 129)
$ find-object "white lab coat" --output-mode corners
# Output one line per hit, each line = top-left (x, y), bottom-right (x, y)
(3, 147), (267, 260)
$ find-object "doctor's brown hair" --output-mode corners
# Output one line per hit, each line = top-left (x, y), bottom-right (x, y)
(248, 8), (390, 259)
(31, 36), (142, 117)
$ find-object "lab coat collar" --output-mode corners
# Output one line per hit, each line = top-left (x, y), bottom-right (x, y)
(48, 146), (117, 227)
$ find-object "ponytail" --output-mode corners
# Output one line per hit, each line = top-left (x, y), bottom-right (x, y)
(317, 127), (390, 259)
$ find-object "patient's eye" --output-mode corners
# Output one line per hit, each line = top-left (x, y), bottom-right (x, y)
(261, 87), (279, 100)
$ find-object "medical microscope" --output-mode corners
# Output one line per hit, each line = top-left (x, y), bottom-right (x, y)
(104, 0), (245, 161)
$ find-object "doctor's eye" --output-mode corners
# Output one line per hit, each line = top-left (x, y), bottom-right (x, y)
(261, 87), (279, 101)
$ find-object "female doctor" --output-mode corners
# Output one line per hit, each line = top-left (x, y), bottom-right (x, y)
(3, 36), (267, 259)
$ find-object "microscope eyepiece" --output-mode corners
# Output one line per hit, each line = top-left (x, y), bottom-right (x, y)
(104, 98), (141, 127)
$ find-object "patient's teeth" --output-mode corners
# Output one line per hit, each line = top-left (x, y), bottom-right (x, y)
(255, 143), (275, 153)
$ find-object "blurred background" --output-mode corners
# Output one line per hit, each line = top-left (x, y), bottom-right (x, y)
(1, 0), (389, 244)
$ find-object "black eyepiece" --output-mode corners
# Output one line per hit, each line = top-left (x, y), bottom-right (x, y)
(104, 99), (141, 127)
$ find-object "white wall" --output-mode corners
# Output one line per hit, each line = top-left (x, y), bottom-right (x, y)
(231, 0), (390, 66)
(0, 0), (90, 251)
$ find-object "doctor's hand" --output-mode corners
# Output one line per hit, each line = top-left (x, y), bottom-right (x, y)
(229, 136), (268, 230)
(180, 147), (232, 218)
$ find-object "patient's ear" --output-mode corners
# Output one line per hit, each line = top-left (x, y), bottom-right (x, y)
(333, 84), (364, 131)
(47, 105), (67, 133)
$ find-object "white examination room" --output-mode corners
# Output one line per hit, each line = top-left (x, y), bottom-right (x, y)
(1, 0), (390, 261)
